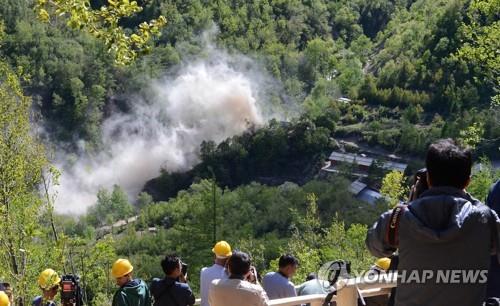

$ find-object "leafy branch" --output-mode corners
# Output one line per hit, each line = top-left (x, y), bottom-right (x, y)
(36, 0), (167, 65)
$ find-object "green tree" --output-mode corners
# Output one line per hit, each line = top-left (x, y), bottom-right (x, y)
(0, 60), (53, 303)
(36, 0), (167, 65)
(380, 170), (408, 208)
(86, 185), (134, 227)
(459, 122), (485, 149)
(468, 157), (500, 202)
(456, 0), (499, 94)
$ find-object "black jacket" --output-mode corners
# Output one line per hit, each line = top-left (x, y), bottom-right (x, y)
(151, 277), (195, 306)
(366, 186), (500, 306)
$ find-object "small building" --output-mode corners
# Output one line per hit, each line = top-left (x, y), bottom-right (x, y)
(348, 179), (384, 205)
(382, 160), (408, 173)
(322, 151), (408, 177)
(322, 152), (373, 177)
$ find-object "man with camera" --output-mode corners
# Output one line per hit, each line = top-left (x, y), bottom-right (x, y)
(151, 254), (195, 306)
(366, 139), (500, 306)
(209, 251), (268, 306)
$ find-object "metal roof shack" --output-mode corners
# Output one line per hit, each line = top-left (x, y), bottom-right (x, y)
(328, 152), (373, 167)
(349, 180), (367, 194)
(382, 160), (408, 172)
(348, 179), (384, 205)
(325, 151), (408, 175)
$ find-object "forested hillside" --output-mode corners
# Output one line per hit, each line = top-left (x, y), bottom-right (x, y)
(0, 0), (498, 304)
(1, 0), (498, 153)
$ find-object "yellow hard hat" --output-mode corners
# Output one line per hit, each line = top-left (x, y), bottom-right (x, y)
(38, 269), (61, 290)
(111, 259), (133, 278)
(0, 291), (9, 306)
(212, 241), (232, 258)
(375, 257), (391, 271)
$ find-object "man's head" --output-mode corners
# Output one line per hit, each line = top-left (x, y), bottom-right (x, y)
(306, 273), (317, 281)
(426, 139), (472, 189)
(38, 269), (60, 299)
(161, 254), (182, 279)
(227, 251), (251, 278)
(212, 241), (232, 266)
(278, 254), (299, 279)
(111, 259), (134, 287)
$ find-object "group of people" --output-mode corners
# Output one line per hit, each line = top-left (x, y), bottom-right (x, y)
(202, 243), (303, 306)
(150, 240), (307, 306)
(0, 138), (498, 306)
(0, 241), (305, 306)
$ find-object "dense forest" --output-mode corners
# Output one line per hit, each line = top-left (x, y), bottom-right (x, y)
(0, 0), (498, 305)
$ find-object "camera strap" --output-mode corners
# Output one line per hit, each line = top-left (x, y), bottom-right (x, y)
(385, 204), (407, 248)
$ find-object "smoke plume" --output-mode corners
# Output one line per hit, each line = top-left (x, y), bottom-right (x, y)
(53, 52), (275, 214)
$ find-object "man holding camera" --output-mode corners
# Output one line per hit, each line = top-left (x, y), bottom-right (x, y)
(111, 259), (152, 306)
(151, 254), (195, 306)
(366, 139), (500, 306)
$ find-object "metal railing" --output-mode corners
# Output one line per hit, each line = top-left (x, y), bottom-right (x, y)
(195, 273), (397, 306)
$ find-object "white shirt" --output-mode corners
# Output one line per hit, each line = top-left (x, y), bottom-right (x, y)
(209, 278), (269, 306)
(200, 264), (228, 306)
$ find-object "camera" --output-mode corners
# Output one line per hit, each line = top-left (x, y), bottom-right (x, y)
(181, 262), (188, 276)
(60, 275), (84, 306)
(176, 262), (188, 283)
(409, 168), (428, 201)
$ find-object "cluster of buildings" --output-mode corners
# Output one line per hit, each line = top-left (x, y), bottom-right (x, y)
(322, 151), (408, 205)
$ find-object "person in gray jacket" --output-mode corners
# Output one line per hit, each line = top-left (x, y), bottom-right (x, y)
(366, 139), (500, 306)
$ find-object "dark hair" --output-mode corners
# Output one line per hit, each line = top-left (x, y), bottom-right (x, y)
(228, 251), (251, 276)
(306, 273), (317, 281)
(279, 254), (299, 268)
(426, 139), (472, 189)
(161, 254), (180, 275)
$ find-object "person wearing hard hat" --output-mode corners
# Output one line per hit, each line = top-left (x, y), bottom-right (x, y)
(0, 282), (12, 306)
(200, 241), (232, 306)
(0, 291), (10, 306)
(33, 269), (61, 306)
(111, 258), (152, 306)
(364, 258), (392, 306)
(372, 257), (391, 273)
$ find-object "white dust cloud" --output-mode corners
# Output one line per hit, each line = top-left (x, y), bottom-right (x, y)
(53, 56), (270, 214)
